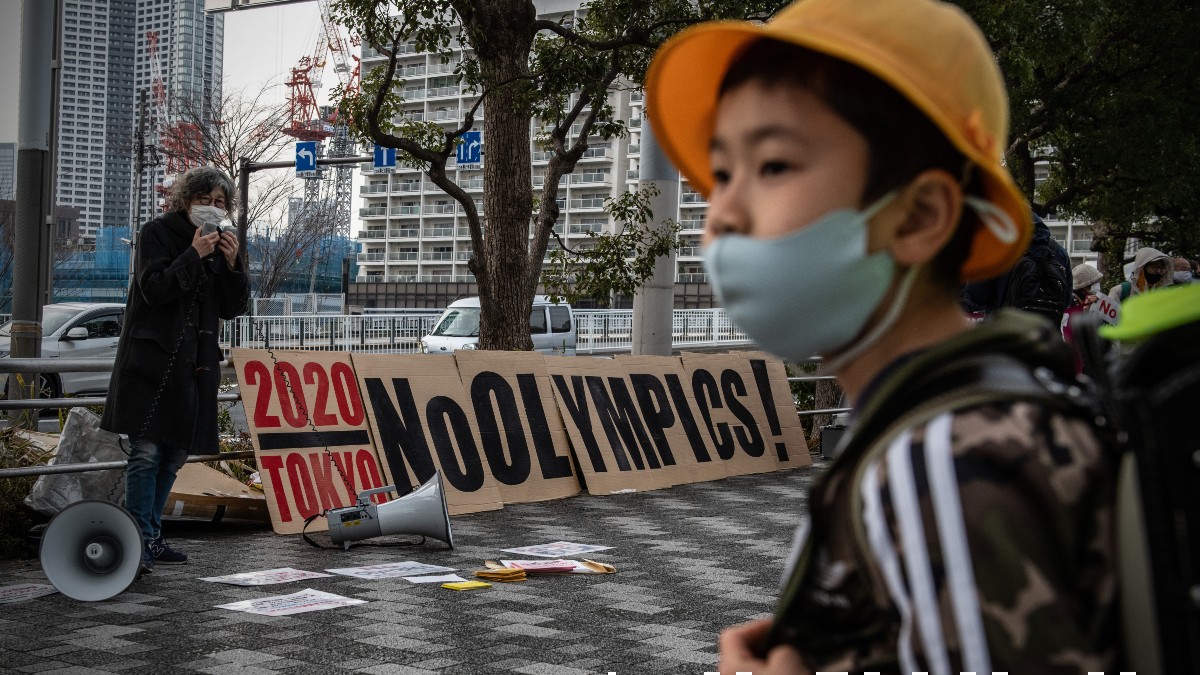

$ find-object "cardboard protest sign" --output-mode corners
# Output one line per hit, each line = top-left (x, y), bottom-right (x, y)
(450, 351), (581, 503)
(351, 353), (503, 515)
(233, 349), (389, 535)
(544, 357), (680, 494)
(734, 352), (812, 470)
(612, 355), (730, 485)
(677, 352), (794, 475)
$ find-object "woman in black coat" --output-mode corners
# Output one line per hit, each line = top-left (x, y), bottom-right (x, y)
(101, 166), (248, 572)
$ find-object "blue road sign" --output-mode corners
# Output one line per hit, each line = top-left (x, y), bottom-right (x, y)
(295, 141), (318, 177)
(373, 144), (397, 170)
(456, 131), (482, 165)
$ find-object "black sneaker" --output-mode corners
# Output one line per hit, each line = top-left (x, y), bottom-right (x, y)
(149, 536), (188, 564)
(139, 544), (155, 576)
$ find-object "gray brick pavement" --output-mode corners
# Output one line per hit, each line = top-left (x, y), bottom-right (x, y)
(0, 465), (821, 674)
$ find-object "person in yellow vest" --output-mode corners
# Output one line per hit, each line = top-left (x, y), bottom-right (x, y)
(646, 0), (1117, 672)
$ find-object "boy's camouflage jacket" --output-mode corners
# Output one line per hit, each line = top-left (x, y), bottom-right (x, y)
(771, 310), (1118, 674)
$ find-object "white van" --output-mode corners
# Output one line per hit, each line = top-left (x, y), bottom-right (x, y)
(420, 296), (576, 356)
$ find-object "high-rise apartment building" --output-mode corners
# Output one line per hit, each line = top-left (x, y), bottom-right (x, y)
(352, 2), (708, 298)
(55, 0), (223, 240)
(131, 0), (224, 227)
(57, 0), (137, 240)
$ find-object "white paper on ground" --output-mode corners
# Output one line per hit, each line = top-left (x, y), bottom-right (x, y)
(199, 567), (334, 586)
(499, 541), (613, 558)
(215, 589), (366, 616)
(402, 574), (466, 584)
(326, 561), (456, 580)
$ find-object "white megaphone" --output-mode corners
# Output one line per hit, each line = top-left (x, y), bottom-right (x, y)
(326, 471), (455, 550)
(39, 500), (143, 601)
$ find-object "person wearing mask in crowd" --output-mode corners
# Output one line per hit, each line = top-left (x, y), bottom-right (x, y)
(1070, 263), (1103, 311)
(646, 0), (1116, 672)
(1174, 257), (1195, 284)
(102, 165), (249, 574)
(1109, 247), (1172, 308)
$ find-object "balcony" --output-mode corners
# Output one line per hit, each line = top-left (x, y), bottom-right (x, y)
(356, 275), (383, 282)
(391, 206), (421, 216)
(395, 181), (421, 192)
(385, 274), (417, 282)
(398, 64), (426, 77)
(426, 86), (460, 98)
(388, 228), (419, 238)
(580, 146), (610, 160)
(422, 251), (454, 261)
(424, 204), (456, 215)
(569, 197), (606, 210)
(456, 251), (473, 260)
(459, 178), (483, 191)
(358, 252), (385, 262)
(677, 273), (708, 283)
(454, 275), (477, 283)
(388, 252), (418, 261)
(360, 184), (389, 194)
(628, 117), (642, 128)
(573, 172), (610, 186)
(677, 246), (702, 257)
(680, 192), (707, 204)
(428, 107), (460, 120)
(629, 91), (643, 103)
(422, 227), (454, 237)
(532, 151), (553, 163)
(626, 168), (639, 180)
(569, 223), (604, 235)
(358, 228), (387, 239)
(402, 88), (426, 100)
(678, 218), (705, 231)
(359, 206), (388, 218)
(626, 143), (640, 155)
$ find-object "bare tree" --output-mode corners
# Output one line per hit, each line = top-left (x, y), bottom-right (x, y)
(157, 84), (341, 299)
(248, 198), (341, 299)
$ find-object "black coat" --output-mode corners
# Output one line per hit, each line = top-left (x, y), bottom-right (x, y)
(101, 210), (249, 451)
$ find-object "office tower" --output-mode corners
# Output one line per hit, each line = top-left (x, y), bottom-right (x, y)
(131, 0), (224, 228)
(56, 0), (223, 240)
(57, 0), (137, 240)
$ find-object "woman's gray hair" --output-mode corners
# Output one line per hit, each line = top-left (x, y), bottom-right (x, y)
(165, 166), (236, 216)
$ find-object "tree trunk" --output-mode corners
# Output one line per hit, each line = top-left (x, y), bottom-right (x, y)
(1090, 220), (1127, 290)
(471, 2), (537, 351)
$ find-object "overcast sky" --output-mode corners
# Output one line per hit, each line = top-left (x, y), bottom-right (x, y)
(0, 0), (330, 143)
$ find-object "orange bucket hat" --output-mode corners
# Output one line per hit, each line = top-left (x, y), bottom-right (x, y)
(645, 0), (1032, 283)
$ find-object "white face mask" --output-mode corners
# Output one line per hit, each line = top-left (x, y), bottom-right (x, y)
(704, 192), (905, 367)
(704, 193), (1013, 370)
(1175, 270), (1194, 284)
(189, 204), (227, 231)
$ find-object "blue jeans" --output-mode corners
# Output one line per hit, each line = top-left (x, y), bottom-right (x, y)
(125, 437), (189, 542)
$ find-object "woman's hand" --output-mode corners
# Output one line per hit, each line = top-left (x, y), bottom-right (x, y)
(718, 619), (810, 675)
(192, 228), (220, 258)
(217, 229), (240, 269)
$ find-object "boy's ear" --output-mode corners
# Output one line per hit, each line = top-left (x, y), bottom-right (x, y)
(887, 169), (963, 267)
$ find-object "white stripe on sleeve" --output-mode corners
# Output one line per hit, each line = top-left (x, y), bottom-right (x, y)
(862, 430), (918, 674)
(924, 413), (992, 673)
(886, 428), (952, 675)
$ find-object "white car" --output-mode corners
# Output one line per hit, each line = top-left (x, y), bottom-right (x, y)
(420, 296), (577, 355)
(0, 302), (126, 400)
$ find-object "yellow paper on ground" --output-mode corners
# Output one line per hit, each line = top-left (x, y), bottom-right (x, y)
(442, 580), (492, 591)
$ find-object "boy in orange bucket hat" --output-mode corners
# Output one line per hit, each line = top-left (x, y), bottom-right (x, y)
(646, 0), (1117, 672)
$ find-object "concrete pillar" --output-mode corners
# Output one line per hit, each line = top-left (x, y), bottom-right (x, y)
(631, 112), (678, 355)
(8, 0), (56, 429)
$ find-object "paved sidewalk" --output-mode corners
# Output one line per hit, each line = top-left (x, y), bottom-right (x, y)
(0, 464), (821, 675)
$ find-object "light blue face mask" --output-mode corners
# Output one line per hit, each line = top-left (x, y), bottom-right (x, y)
(704, 192), (911, 368)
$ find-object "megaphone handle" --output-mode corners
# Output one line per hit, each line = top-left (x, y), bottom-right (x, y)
(357, 485), (397, 503)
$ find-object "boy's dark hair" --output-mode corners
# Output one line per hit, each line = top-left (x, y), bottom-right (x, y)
(719, 38), (978, 286)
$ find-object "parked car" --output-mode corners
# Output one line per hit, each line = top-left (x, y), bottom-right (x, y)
(0, 302), (126, 400)
(420, 296), (576, 355)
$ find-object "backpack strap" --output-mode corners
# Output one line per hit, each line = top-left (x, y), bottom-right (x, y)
(1120, 280), (1132, 301)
